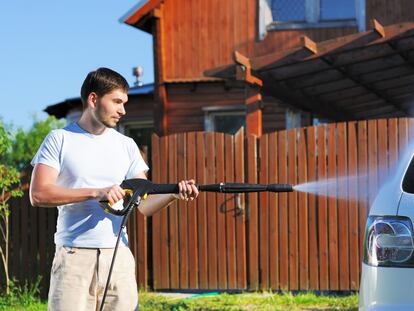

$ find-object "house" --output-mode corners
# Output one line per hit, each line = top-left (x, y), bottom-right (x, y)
(119, 0), (414, 137)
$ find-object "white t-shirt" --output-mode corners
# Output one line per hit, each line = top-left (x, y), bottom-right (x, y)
(31, 123), (149, 248)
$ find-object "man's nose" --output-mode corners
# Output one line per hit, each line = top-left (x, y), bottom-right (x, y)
(118, 104), (126, 116)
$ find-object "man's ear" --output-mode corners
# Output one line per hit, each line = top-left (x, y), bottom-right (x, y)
(87, 92), (98, 108)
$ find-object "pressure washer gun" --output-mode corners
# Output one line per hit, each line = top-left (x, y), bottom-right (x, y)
(98, 178), (293, 311)
(99, 178), (294, 216)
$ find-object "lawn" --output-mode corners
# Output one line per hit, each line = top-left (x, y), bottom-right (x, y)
(0, 291), (358, 310)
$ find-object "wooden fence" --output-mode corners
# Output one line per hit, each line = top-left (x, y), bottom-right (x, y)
(5, 118), (414, 296)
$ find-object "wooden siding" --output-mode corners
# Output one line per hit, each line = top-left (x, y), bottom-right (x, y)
(122, 95), (154, 123)
(165, 82), (246, 133)
(150, 0), (414, 80)
(161, 83), (299, 134)
(160, 0), (361, 80)
(366, 0), (414, 27)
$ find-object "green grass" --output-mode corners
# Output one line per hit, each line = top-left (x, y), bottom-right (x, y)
(0, 288), (358, 310)
(0, 278), (47, 311)
(138, 291), (359, 311)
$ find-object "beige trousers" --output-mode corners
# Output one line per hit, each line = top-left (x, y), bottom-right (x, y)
(48, 246), (138, 311)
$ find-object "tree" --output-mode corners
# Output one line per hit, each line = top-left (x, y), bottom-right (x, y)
(0, 116), (64, 294)
(6, 116), (65, 171)
(0, 122), (23, 294)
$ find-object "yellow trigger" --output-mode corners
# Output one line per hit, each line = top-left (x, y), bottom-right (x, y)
(142, 193), (149, 200)
(124, 189), (133, 196)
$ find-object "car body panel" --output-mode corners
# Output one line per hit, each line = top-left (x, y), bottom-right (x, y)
(360, 263), (414, 310)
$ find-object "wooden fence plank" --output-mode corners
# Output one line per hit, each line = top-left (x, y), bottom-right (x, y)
(178, 133), (189, 289)
(377, 119), (388, 186)
(306, 126), (319, 290)
(367, 121), (378, 211)
(196, 132), (208, 289)
(168, 134), (178, 289)
(187, 132), (199, 289)
(127, 212), (136, 280)
(247, 134), (258, 290)
(29, 196), (38, 282)
(298, 128), (309, 290)
(216, 133), (227, 289)
(47, 209), (56, 287)
(11, 197), (21, 282)
(388, 119), (399, 171)
(288, 129), (298, 290)
(409, 119), (414, 140)
(37, 207), (46, 291)
(151, 134), (161, 289)
(160, 136), (170, 289)
(206, 132), (218, 289)
(399, 118), (409, 156)
(225, 134), (237, 289)
(337, 122), (349, 290)
(278, 130), (289, 290)
(259, 133), (269, 289)
(137, 210), (147, 288)
(235, 128), (246, 289)
(317, 125), (329, 290)
(357, 121), (369, 256)
(22, 196), (31, 283)
(348, 122), (360, 290)
(327, 124), (338, 290)
(268, 132), (279, 289)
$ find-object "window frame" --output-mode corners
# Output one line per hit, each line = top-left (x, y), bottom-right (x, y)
(264, 0), (365, 32)
(203, 105), (246, 134)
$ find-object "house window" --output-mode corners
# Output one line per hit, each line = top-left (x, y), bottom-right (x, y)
(320, 0), (356, 21)
(272, 0), (306, 22)
(203, 106), (246, 135)
(262, 0), (365, 33)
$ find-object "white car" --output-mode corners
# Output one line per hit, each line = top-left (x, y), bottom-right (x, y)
(360, 144), (414, 310)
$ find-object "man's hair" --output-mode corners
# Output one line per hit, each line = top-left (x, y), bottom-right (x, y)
(80, 67), (129, 107)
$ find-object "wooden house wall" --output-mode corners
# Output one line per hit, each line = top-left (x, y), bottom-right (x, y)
(262, 96), (289, 133)
(158, 0), (414, 81)
(165, 82), (245, 133)
(123, 95), (154, 123)
(164, 83), (293, 133)
(366, 0), (414, 27)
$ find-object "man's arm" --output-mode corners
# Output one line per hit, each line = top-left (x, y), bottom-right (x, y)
(29, 163), (124, 208)
(134, 171), (199, 217)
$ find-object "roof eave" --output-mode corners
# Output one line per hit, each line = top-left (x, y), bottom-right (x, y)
(119, 0), (162, 32)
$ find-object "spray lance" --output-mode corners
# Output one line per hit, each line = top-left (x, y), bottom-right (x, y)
(98, 178), (293, 310)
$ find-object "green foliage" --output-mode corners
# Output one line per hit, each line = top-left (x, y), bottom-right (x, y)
(5, 116), (65, 170)
(0, 120), (23, 213)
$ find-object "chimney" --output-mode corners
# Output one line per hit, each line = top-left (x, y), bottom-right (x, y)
(132, 66), (144, 87)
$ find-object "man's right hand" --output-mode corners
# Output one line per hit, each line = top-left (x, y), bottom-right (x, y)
(96, 185), (125, 206)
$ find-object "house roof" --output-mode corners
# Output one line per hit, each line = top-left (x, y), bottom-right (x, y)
(120, 0), (161, 32)
(45, 83), (154, 119)
(205, 20), (414, 121)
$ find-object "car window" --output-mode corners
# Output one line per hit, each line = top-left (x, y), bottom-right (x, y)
(402, 156), (414, 193)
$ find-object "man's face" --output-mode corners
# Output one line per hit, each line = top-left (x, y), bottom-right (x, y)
(92, 89), (128, 128)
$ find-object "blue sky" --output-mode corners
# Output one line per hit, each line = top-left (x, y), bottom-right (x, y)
(0, 1), (154, 130)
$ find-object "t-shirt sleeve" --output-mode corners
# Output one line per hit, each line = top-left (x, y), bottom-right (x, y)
(126, 139), (149, 179)
(31, 130), (62, 172)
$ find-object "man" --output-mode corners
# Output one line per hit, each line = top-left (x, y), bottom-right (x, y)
(29, 67), (198, 311)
